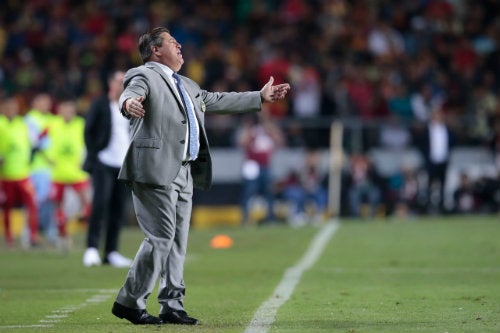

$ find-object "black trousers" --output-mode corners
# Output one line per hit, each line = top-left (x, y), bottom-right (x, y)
(427, 161), (448, 210)
(86, 161), (129, 255)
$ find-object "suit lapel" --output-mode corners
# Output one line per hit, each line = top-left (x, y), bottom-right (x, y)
(170, 72), (202, 119)
(182, 81), (201, 116)
(145, 64), (185, 111)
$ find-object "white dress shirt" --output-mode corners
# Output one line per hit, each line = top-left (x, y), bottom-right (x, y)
(429, 122), (449, 164)
(98, 101), (130, 168)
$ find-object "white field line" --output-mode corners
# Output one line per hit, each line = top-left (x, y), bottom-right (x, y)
(245, 221), (340, 333)
(0, 289), (117, 329)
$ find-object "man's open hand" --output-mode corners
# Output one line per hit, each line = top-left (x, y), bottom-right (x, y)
(260, 76), (291, 103)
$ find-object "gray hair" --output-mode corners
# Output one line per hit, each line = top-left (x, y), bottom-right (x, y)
(138, 27), (170, 62)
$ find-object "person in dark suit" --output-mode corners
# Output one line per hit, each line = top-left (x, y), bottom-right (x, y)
(415, 108), (455, 213)
(83, 70), (133, 267)
(111, 27), (290, 325)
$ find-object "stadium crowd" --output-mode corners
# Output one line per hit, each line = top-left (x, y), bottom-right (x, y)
(1, 0), (499, 144)
(1, 0), (500, 238)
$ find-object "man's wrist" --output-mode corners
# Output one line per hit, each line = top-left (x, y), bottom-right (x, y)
(121, 100), (132, 119)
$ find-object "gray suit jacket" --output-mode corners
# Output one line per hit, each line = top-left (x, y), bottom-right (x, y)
(118, 63), (261, 190)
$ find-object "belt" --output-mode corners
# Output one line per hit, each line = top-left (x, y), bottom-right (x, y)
(182, 161), (191, 166)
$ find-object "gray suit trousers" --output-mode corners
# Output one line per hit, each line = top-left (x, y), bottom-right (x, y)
(116, 164), (193, 313)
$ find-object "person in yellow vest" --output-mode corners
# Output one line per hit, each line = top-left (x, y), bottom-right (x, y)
(0, 113), (4, 208)
(46, 98), (90, 246)
(25, 93), (56, 241)
(0, 96), (40, 247)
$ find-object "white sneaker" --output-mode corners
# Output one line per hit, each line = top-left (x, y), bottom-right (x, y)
(106, 251), (133, 268)
(83, 247), (102, 267)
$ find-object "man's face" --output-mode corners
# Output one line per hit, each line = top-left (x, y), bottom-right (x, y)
(57, 101), (76, 122)
(155, 32), (184, 72)
(2, 98), (19, 119)
(33, 94), (52, 113)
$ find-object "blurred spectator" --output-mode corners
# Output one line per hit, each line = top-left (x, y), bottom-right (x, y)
(451, 37), (478, 79)
(415, 108), (456, 213)
(82, 70), (132, 268)
(346, 154), (382, 218)
(289, 57), (321, 119)
(256, 48), (291, 118)
(46, 98), (90, 249)
(0, 96), (40, 247)
(280, 149), (327, 226)
(473, 174), (500, 214)
(379, 114), (411, 150)
(453, 172), (476, 214)
(288, 54), (323, 146)
(468, 82), (498, 145)
(346, 65), (376, 119)
(367, 18), (405, 60)
(202, 40), (227, 90)
(387, 163), (420, 219)
(237, 110), (284, 225)
(388, 85), (414, 121)
(24, 93), (56, 242)
(285, 120), (307, 148)
(203, 80), (238, 147)
(491, 118), (500, 171)
(411, 83), (444, 123)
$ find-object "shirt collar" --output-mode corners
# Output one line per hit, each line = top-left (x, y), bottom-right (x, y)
(145, 61), (175, 78)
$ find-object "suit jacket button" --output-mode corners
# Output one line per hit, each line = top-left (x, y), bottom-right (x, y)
(180, 140), (186, 144)
(181, 120), (187, 124)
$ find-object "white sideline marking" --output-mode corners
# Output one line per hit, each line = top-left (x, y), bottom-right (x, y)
(245, 221), (340, 333)
(0, 325), (53, 329)
(0, 289), (117, 329)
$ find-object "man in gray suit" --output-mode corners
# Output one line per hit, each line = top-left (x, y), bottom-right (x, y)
(111, 27), (290, 325)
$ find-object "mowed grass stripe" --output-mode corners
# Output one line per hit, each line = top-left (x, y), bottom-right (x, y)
(273, 216), (500, 333)
(245, 221), (340, 333)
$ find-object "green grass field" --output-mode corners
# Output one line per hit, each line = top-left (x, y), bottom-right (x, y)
(1, 215), (499, 333)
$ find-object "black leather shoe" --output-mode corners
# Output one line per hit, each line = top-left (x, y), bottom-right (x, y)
(159, 310), (200, 325)
(112, 302), (162, 325)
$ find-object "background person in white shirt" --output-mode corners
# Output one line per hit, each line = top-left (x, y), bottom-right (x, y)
(82, 70), (133, 267)
(416, 108), (455, 213)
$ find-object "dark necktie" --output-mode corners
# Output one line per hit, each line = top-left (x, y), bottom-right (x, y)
(172, 72), (199, 160)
